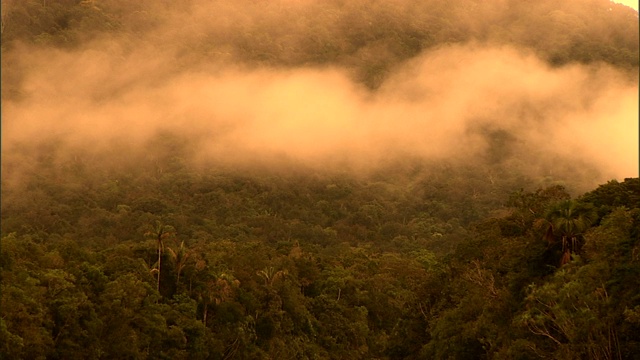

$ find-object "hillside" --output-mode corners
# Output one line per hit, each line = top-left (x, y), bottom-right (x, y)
(1, 0), (639, 359)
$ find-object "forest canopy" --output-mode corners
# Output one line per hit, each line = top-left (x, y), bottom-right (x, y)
(1, 0), (639, 359)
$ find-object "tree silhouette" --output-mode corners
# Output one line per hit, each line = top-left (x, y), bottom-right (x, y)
(167, 241), (190, 288)
(545, 200), (597, 265)
(144, 221), (175, 293)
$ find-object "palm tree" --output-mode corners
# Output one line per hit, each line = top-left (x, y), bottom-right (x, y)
(545, 200), (597, 265)
(144, 221), (175, 293)
(257, 266), (287, 287)
(167, 241), (191, 288)
(196, 273), (239, 325)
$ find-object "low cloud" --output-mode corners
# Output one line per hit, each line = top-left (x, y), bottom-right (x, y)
(2, 33), (638, 189)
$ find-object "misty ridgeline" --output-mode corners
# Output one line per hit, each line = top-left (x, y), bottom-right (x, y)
(1, 1), (639, 359)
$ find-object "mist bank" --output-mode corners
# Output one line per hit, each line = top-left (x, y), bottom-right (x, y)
(2, 0), (638, 195)
(2, 41), (638, 189)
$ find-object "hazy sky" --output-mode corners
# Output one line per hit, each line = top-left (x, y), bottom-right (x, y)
(614, 0), (639, 11)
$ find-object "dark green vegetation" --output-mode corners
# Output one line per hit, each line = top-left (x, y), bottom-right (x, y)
(1, 0), (638, 90)
(2, 147), (640, 359)
(2, 0), (639, 359)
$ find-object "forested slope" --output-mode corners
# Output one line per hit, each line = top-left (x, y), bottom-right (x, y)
(1, 0), (638, 90)
(1, 0), (639, 359)
(2, 154), (639, 358)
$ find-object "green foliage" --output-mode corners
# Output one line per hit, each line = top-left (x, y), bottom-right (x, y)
(2, 124), (638, 358)
(579, 178), (640, 223)
(1, 144), (638, 358)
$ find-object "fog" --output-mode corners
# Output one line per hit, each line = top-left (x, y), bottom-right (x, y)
(2, 0), (638, 190)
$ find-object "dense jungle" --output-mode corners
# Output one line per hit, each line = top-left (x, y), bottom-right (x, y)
(1, 0), (639, 359)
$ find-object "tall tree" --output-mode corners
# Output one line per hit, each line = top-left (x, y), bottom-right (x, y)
(167, 241), (191, 289)
(145, 221), (175, 293)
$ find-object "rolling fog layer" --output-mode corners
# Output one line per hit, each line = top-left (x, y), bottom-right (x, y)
(1, 0), (638, 188)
